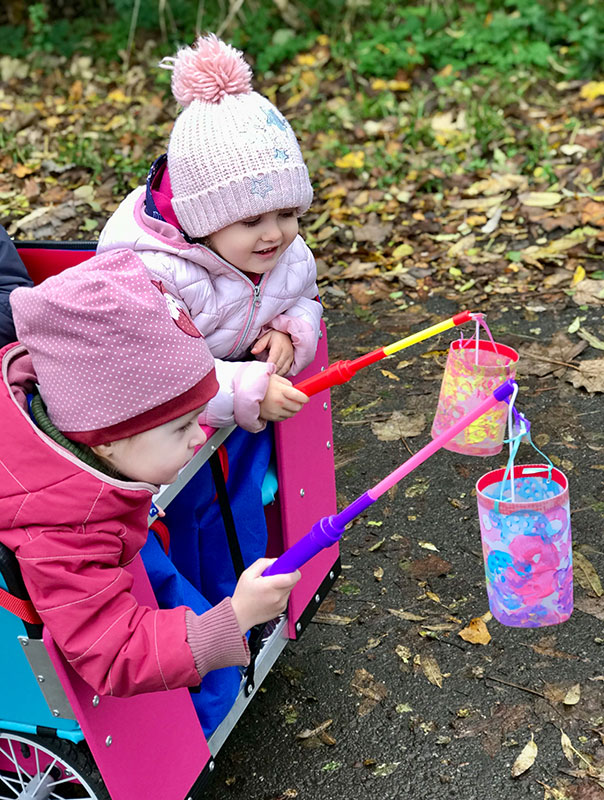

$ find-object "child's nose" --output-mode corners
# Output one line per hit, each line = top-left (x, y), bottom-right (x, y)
(190, 424), (207, 449)
(261, 219), (282, 241)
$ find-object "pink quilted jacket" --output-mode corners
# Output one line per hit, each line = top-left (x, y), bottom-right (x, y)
(97, 187), (322, 432)
(0, 344), (248, 697)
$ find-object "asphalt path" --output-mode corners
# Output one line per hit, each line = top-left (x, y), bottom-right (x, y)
(205, 300), (604, 800)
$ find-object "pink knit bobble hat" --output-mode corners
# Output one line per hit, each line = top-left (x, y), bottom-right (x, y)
(10, 249), (219, 446)
(161, 33), (313, 238)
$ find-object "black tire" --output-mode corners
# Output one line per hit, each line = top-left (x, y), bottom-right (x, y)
(0, 730), (110, 799)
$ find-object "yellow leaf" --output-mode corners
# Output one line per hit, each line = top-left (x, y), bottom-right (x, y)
(371, 79), (388, 91)
(44, 115), (61, 129)
(511, 735), (538, 777)
(374, 566), (384, 582)
(380, 369), (400, 381)
(572, 265), (586, 285)
(296, 53), (317, 66)
(458, 617), (491, 645)
(12, 163), (37, 178)
(518, 191), (562, 208)
(580, 81), (604, 101)
(317, 34), (330, 46)
(392, 243), (414, 258)
(387, 79), (411, 92)
(107, 88), (129, 103)
(573, 550), (603, 597)
(335, 151), (365, 170)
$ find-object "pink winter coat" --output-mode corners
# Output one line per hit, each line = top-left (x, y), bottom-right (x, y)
(97, 187), (322, 432)
(0, 343), (248, 697)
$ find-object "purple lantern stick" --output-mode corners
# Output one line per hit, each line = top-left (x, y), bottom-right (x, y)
(264, 379), (516, 577)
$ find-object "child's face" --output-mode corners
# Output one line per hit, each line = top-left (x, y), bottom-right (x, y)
(94, 407), (207, 485)
(208, 209), (298, 274)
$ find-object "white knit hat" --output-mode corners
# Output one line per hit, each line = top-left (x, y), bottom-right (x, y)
(161, 34), (313, 238)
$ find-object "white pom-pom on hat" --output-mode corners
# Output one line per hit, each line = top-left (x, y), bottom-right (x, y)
(160, 33), (253, 107)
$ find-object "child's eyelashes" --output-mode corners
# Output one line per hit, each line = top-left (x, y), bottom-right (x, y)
(242, 217), (261, 227)
(241, 210), (296, 227)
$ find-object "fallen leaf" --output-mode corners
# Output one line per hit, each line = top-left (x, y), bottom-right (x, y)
(374, 566), (384, 582)
(458, 617), (492, 645)
(572, 279), (604, 306)
(563, 684), (581, 705)
(409, 554), (452, 580)
(577, 328), (604, 351)
(371, 410), (426, 440)
(312, 613), (357, 625)
(420, 653), (443, 688)
(388, 608), (426, 622)
(511, 735), (538, 777)
(395, 644), (412, 663)
(350, 668), (387, 715)
(580, 81), (604, 101)
(418, 541), (439, 552)
(560, 730), (575, 765)
(372, 762), (400, 777)
(296, 719), (333, 739)
(566, 358), (604, 393)
(573, 596), (604, 621)
(335, 150), (365, 169)
(519, 191), (562, 207)
(574, 551), (604, 596)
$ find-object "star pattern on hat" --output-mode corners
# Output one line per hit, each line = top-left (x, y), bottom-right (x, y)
(274, 148), (289, 162)
(250, 175), (273, 198)
(264, 108), (287, 131)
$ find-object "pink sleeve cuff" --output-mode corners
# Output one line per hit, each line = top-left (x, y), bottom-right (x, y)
(260, 314), (319, 376)
(185, 599), (250, 680)
(232, 360), (276, 432)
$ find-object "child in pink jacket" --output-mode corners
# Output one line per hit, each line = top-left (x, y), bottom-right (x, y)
(97, 33), (320, 432)
(0, 248), (299, 700)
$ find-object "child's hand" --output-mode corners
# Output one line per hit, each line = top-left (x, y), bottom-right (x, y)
(231, 558), (301, 634)
(251, 330), (294, 376)
(259, 374), (308, 422)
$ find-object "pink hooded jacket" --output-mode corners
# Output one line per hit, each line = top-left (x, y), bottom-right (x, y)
(0, 343), (249, 697)
(96, 187), (322, 432)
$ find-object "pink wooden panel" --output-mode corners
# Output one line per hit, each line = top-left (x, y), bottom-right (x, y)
(275, 321), (338, 638)
(44, 555), (210, 800)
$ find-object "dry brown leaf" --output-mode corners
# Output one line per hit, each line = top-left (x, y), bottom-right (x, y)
(566, 358), (604, 393)
(458, 617), (492, 645)
(296, 719), (333, 739)
(388, 608), (426, 622)
(560, 730), (575, 765)
(573, 550), (604, 596)
(420, 653), (443, 688)
(572, 278), (604, 306)
(573, 595), (604, 621)
(563, 684), (581, 705)
(511, 735), (538, 777)
(312, 612), (357, 626)
(371, 410), (426, 441)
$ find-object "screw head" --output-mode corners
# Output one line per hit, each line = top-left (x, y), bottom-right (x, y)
(92, 695), (100, 707)
(37, 675), (45, 683)
(52, 709), (60, 717)
(209, 761), (215, 772)
(105, 736), (112, 747)
(315, 594), (321, 603)
(326, 441), (331, 449)
(323, 402), (328, 410)
(319, 330), (323, 338)
(329, 571), (335, 580)
(296, 622), (302, 632)
(18, 637), (28, 647)
(300, 488), (305, 497)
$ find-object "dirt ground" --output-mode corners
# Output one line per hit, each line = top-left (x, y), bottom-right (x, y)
(205, 299), (604, 800)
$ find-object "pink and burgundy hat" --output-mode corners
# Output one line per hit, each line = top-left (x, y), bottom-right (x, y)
(10, 248), (218, 445)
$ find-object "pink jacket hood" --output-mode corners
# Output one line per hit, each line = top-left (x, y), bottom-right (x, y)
(0, 343), (201, 696)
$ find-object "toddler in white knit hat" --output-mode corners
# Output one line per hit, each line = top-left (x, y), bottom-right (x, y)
(98, 33), (322, 433)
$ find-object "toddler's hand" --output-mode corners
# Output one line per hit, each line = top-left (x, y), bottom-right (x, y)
(231, 558), (301, 634)
(251, 330), (294, 376)
(259, 374), (308, 422)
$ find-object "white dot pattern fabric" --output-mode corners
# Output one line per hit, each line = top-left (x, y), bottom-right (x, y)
(10, 249), (215, 434)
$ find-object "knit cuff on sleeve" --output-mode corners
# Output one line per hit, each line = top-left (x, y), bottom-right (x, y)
(185, 598), (250, 680)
